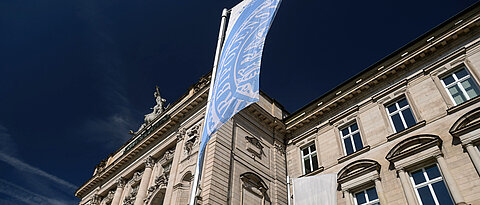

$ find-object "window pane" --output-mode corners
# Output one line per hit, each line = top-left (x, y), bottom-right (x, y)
(461, 78), (480, 99)
(418, 186), (436, 205)
(432, 181), (454, 205)
(442, 75), (455, 86)
(366, 187), (378, 200)
(304, 158), (311, 174)
(353, 133), (363, 151)
(391, 113), (405, 132)
(425, 165), (441, 180)
(302, 148), (309, 156)
(355, 192), (366, 205)
(341, 128), (349, 136)
(310, 144), (316, 152)
(351, 123), (358, 131)
(398, 98), (408, 108)
(387, 104), (397, 113)
(455, 68), (468, 79)
(311, 154), (319, 171)
(411, 170), (426, 185)
(448, 85), (467, 104)
(344, 138), (354, 155)
(401, 108), (416, 128)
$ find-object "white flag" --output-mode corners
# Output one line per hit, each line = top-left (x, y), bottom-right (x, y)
(292, 174), (337, 205)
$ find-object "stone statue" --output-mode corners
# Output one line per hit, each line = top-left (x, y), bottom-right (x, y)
(135, 86), (167, 134)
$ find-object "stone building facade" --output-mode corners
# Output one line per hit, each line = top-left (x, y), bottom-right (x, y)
(76, 3), (480, 205)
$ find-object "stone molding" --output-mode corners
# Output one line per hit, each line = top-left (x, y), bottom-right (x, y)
(337, 159), (381, 191)
(386, 134), (442, 170)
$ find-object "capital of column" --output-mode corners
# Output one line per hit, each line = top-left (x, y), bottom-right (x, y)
(145, 156), (155, 168)
(116, 177), (126, 188)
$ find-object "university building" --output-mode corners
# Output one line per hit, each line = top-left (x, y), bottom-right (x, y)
(75, 3), (480, 205)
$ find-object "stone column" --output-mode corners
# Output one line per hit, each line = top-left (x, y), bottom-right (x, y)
(374, 178), (387, 205)
(436, 155), (466, 204)
(134, 156), (155, 205)
(163, 131), (184, 204)
(344, 190), (353, 205)
(111, 177), (125, 205)
(398, 169), (417, 205)
(465, 143), (480, 175)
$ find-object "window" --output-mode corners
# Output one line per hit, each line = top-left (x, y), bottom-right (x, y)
(409, 164), (454, 205)
(441, 67), (480, 105)
(354, 187), (380, 205)
(386, 98), (416, 133)
(301, 143), (318, 174)
(340, 123), (363, 155)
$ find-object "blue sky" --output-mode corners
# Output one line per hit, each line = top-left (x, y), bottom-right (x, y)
(0, 0), (477, 204)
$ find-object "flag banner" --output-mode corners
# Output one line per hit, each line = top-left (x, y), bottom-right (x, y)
(292, 174), (337, 205)
(198, 0), (281, 168)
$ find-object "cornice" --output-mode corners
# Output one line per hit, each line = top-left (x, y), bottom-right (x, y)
(285, 10), (480, 133)
(75, 84), (209, 198)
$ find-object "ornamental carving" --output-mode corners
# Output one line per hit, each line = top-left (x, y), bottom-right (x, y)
(274, 142), (285, 156)
(144, 174), (169, 204)
(123, 185), (139, 205)
(245, 136), (264, 158)
(144, 156), (155, 168)
(116, 177), (126, 188)
(159, 148), (175, 166)
(100, 190), (115, 204)
(94, 159), (107, 175)
(184, 124), (200, 155)
(130, 171), (143, 185)
(176, 128), (186, 141)
(193, 75), (210, 93)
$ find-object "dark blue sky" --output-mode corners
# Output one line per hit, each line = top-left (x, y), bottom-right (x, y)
(0, 0), (477, 204)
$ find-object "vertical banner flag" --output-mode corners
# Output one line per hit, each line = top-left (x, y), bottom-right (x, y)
(190, 0), (281, 203)
(292, 174), (338, 205)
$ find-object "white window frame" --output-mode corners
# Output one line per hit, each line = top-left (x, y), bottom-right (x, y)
(440, 67), (480, 106)
(409, 164), (454, 205)
(353, 186), (380, 205)
(301, 143), (317, 174)
(386, 98), (416, 133)
(340, 122), (363, 155)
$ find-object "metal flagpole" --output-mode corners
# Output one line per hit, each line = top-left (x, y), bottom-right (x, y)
(188, 8), (229, 205)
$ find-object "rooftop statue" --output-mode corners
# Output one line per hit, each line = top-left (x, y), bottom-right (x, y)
(131, 86), (166, 134)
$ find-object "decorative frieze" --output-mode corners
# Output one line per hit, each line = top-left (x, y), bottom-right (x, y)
(184, 124), (200, 155)
(159, 148), (175, 166)
(100, 190), (115, 205)
(144, 156), (155, 168)
(116, 177), (126, 188)
(123, 185), (139, 205)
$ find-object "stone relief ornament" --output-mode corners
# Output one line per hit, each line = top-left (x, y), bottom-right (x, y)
(101, 190), (115, 204)
(116, 177), (126, 188)
(274, 142), (285, 156)
(245, 136), (264, 158)
(184, 124), (200, 155)
(176, 128), (186, 141)
(131, 171), (143, 185)
(158, 148), (175, 166)
(144, 156), (155, 168)
(134, 86), (167, 134)
(193, 75), (210, 93)
(123, 185), (139, 205)
(144, 174), (169, 204)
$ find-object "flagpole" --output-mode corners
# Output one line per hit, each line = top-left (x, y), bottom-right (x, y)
(188, 8), (229, 205)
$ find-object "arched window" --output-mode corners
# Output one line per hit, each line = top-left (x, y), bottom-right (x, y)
(240, 172), (270, 205)
(450, 107), (480, 175)
(337, 159), (384, 205)
(386, 135), (464, 205)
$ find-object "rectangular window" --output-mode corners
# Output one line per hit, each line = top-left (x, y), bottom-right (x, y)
(441, 67), (480, 105)
(409, 164), (454, 205)
(386, 98), (416, 133)
(340, 122), (363, 155)
(354, 187), (380, 205)
(301, 143), (318, 174)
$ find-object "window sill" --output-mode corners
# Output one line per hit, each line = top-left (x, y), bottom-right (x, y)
(387, 120), (426, 141)
(301, 166), (325, 177)
(447, 96), (480, 114)
(337, 146), (371, 163)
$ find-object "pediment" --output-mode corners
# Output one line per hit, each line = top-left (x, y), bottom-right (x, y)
(450, 107), (480, 137)
(337, 159), (380, 184)
(386, 134), (442, 162)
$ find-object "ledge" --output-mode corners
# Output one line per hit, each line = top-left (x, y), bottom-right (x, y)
(301, 166), (325, 177)
(337, 146), (371, 163)
(387, 120), (426, 141)
(447, 96), (480, 114)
